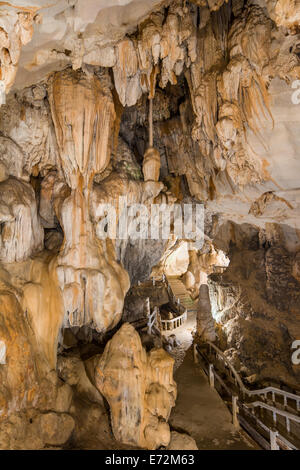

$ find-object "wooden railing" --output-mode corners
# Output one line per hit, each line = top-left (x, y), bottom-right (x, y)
(246, 401), (300, 432)
(160, 310), (187, 331)
(205, 340), (300, 411)
(194, 343), (300, 450)
(137, 275), (188, 333)
(159, 274), (188, 330)
(144, 298), (160, 335)
(160, 274), (186, 313)
(238, 402), (298, 450)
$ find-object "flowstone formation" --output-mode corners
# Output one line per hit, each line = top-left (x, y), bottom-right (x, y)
(0, 177), (43, 263)
(0, 8), (36, 98)
(48, 68), (130, 334)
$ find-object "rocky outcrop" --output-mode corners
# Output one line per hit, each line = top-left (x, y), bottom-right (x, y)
(35, 412), (75, 447)
(0, 8), (36, 97)
(266, 0), (300, 29)
(48, 68), (115, 188)
(95, 323), (176, 449)
(21, 255), (64, 369)
(167, 431), (198, 450)
(0, 84), (59, 179)
(0, 178), (43, 263)
(197, 284), (216, 341)
(57, 355), (103, 406)
(0, 290), (39, 418)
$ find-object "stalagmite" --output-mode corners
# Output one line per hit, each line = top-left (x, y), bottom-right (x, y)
(95, 323), (176, 449)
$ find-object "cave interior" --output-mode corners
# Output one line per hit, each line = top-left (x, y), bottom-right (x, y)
(0, 0), (299, 451)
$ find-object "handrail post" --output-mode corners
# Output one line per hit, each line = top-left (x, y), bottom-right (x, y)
(145, 297), (151, 335)
(270, 430), (279, 450)
(193, 343), (199, 364)
(286, 417), (290, 434)
(0, 340), (6, 365)
(209, 364), (214, 388)
(232, 396), (239, 429)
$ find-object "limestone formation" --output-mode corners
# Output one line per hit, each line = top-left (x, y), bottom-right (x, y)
(113, 38), (142, 107)
(0, 85), (59, 180)
(35, 412), (75, 446)
(57, 355), (103, 406)
(197, 284), (216, 342)
(95, 323), (176, 449)
(167, 431), (198, 450)
(0, 177), (43, 263)
(21, 256), (64, 369)
(0, 290), (39, 418)
(266, 0), (300, 29)
(142, 147), (161, 182)
(48, 68), (130, 334)
(0, 8), (35, 97)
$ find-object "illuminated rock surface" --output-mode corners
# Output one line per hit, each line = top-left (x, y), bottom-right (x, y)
(95, 323), (176, 449)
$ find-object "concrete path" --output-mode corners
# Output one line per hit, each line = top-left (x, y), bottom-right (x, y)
(169, 349), (258, 450)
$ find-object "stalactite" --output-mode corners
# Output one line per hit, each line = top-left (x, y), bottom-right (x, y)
(149, 96), (153, 148)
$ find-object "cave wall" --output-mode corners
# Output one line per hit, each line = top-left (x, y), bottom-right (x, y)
(209, 222), (300, 388)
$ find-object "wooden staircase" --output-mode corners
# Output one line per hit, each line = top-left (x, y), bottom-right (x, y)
(166, 276), (198, 313)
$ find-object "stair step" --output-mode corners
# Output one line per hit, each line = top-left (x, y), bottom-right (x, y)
(166, 276), (199, 313)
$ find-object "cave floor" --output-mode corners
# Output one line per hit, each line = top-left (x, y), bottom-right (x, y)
(163, 308), (197, 370)
(162, 277), (197, 370)
(169, 348), (259, 450)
